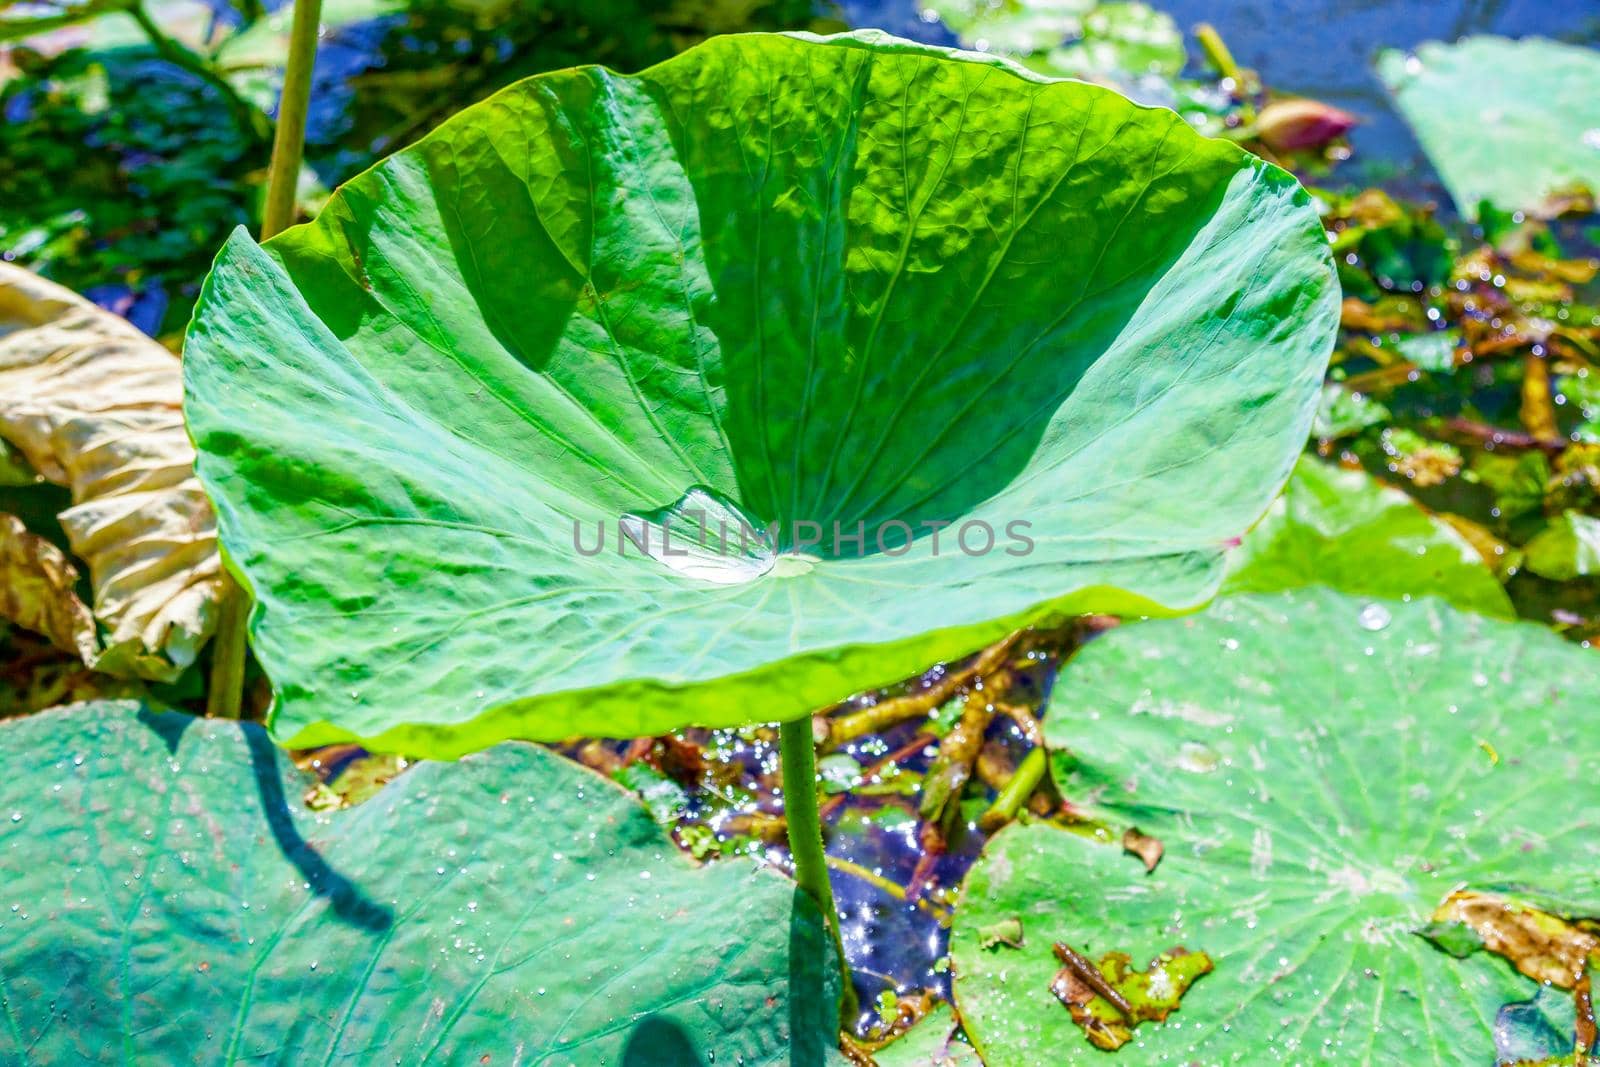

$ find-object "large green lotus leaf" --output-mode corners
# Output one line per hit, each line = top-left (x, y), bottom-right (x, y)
(951, 589), (1600, 1065)
(1223, 456), (1514, 618)
(0, 702), (841, 1064)
(1377, 37), (1600, 220)
(183, 30), (1337, 754)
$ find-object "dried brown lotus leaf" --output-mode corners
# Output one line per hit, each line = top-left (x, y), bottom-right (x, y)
(0, 264), (220, 679)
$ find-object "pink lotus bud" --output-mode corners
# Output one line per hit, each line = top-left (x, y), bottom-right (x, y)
(1255, 98), (1358, 152)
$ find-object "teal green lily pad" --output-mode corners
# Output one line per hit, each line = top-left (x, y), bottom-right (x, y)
(1495, 985), (1582, 1065)
(1223, 456), (1514, 617)
(183, 30), (1337, 755)
(950, 589), (1600, 1065)
(0, 702), (840, 1064)
(1377, 37), (1600, 219)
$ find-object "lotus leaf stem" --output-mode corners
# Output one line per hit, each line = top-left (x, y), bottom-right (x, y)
(260, 0), (324, 239)
(779, 717), (853, 1021)
(208, 0), (323, 718)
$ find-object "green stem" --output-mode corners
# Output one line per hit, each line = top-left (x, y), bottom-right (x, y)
(779, 718), (854, 1021)
(205, 0), (323, 718)
(1194, 21), (1256, 122)
(204, 573), (249, 719)
(260, 0), (324, 239)
(1193, 22), (1240, 83)
(980, 745), (1046, 830)
(128, 1), (268, 145)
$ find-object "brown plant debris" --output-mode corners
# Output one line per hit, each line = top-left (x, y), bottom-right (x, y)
(1050, 942), (1213, 1051)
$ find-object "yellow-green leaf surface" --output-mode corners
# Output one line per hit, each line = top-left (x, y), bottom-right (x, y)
(183, 30), (1338, 755)
(0, 703), (842, 1064)
(951, 589), (1600, 1064)
(1377, 37), (1600, 219)
(1223, 456), (1515, 617)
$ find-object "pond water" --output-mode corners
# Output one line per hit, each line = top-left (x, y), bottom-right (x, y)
(844, 0), (1600, 191)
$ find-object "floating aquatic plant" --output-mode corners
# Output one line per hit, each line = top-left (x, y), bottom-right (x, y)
(952, 589), (1600, 1064)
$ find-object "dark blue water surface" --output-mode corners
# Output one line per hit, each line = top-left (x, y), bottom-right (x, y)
(843, 0), (1600, 193)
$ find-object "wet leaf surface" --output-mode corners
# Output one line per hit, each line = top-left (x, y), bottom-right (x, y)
(951, 589), (1600, 1064)
(1224, 455), (1514, 616)
(1524, 512), (1600, 581)
(1425, 891), (1598, 990)
(0, 702), (843, 1064)
(183, 29), (1335, 756)
(1496, 985), (1579, 1066)
(871, 1001), (980, 1066)
(1378, 37), (1600, 220)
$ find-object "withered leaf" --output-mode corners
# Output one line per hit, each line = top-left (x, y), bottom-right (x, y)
(0, 264), (220, 680)
(0, 512), (97, 664)
(1423, 890), (1598, 989)
(1050, 943), (1213, 1051)
(1121, 826), (1164, 873)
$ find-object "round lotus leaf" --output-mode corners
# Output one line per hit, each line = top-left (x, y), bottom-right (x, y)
(0, 703), (841, 1064)
(1377, 36), (1600, 219)
(951, 589), (1600, 1064)
(183, 30), (1338, 755)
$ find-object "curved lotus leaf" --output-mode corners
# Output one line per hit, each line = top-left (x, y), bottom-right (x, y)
(1046, 3), (1186, 80)
(183, 30), (1337, 754)
(1377, 37), (1600, 220)
(950, 589), (1600, 1064)
(0, 703), (841, 1064)
(1223, 456), (1514, 618)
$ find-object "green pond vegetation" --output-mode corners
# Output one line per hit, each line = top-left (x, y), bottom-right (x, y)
(0, 2), (1597, 1064)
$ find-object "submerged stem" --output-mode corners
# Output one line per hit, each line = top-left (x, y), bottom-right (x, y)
(980, 744), (1047, 831)
(778, 717), (854, 1022)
